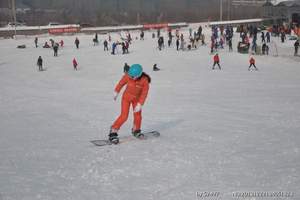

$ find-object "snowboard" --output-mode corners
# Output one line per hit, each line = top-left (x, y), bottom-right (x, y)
(90, 131), (160, 146)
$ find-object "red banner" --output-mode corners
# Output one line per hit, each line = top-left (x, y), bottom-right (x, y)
(49, 27), (80, 34)
(143, 23), (168, 29)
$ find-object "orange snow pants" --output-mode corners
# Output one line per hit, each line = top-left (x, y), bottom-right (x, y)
(111, 96), (142, 131)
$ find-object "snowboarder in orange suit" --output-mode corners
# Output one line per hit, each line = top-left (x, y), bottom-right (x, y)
(109, 64), (151, 143)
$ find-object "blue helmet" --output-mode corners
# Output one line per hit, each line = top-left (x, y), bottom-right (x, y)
(128, 64), (143, 78)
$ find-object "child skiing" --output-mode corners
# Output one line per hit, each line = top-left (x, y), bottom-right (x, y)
(109, 64), (151, 144)
(212, 53), (221, 70)
(73, 58), (78, 70)
(248, 56), (258, 71)
(60, 40), (64, 47)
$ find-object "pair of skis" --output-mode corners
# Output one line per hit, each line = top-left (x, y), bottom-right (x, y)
(90, 131), (160, 146)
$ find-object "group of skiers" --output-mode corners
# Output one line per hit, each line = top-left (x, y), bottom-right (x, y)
(211, 53), (258, 71)
(211, 25), (234, 53)
(34, 37), (81, 71)
(156, 26), (206, 51)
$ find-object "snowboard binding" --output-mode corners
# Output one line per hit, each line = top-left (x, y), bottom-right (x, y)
(108, 131), (119, 144)
(132, 129), (145, 139)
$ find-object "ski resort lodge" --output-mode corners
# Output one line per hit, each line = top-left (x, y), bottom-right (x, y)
(263, 0), (300, 25)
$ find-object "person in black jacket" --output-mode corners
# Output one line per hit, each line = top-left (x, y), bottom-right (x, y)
(123, 63), (130, 73)
(176, 39), (180, 51)
(34, 37), (38, 48)
(294, 39), (299, 56)
(153, 64), (160, 71)
(37, 56), (43, 71)
(53, 43), (59, 57)
(103, 40), (108, 51)
(75, 37), (80, 49)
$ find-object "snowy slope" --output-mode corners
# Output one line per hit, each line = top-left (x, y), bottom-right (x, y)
(0, 27), (299, 200)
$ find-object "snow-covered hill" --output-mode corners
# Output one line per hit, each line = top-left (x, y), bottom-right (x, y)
(0, 26), (299, 200)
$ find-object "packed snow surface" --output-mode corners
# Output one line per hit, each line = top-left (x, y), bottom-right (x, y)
(0, 26), (299, 200)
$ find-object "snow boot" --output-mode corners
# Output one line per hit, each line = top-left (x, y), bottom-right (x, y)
(132, 129), (144, 139)
(108, 129), (119, 144)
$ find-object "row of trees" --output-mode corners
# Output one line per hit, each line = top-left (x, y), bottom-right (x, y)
(1, 0), (263, 26)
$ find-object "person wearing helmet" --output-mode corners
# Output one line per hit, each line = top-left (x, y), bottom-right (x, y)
(109, 64), (151, 144)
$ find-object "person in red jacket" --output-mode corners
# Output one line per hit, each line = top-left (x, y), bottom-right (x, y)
(109, 64), (151, 143)
(60, 40), (64, 47)
(73, 58), (78, 70)
(248, 56), (258, 71)
(212, 53), (221, 70)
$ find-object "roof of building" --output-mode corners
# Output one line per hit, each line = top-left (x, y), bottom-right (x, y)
(276, 0), (300, 6)
(263, 0), (300, 7)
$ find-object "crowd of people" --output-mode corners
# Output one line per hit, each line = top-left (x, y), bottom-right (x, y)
(32, 23), (299, 73)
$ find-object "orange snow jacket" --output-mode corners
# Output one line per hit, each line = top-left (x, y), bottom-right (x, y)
(114, 73), (150, 105)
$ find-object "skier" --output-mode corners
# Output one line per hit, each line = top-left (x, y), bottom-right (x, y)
(262, 43), (267, 55)
(168, 30), (173, 44)
(220, 37), (224, 49)
(60, 40), (64, 47)
(176, 39), (180, 51)
(103, 40), (108, 51)
(158, 37), (163, 50)
(210, 40), (215, 54)
(37, 56), (43, 71)
(153, 64), (160, 71)
(125, 41), (129, 53)
(228, 38), (233, 51)
(122, 42), (126, 54)
(34, 37), (38, 48)
(127, 33), (132, 43)
(266, 31), (271, 43)
(261, 32), (265, 43)
(50, 39), (55, 47)
(93, 36), (99, 46)
(248, 56), (258, 71)
(265, 44), (269, 55)
(123, 63), (130, 73)
(280, 31), (286, 43)
(43, 42), (50, 48)
(168, 38), (171, 47)
(75, 37), (80, 49)
(140, 30), (144, 40)
(53, 43), (59, 57)
(201, 34), (205, 45)
(198, 26), (202, 37)
(109, 64), (151, 143)
(212, 53), (221, 70)
(95, 33), (98, 41)
(180, 39), (185, 50)
(73, 58), (78, 70)
(294, 39), (299, 56)
(152, 33), (155, 38)
(111, 42), (117, 55)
